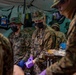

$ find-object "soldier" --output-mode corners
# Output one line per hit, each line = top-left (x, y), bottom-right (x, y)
(8, 17), (31, 75)
(0, 33), (13, 75)
(39, 0), (76, 75)
(51, 23), (66, 49)
(24, 10), (56, 75)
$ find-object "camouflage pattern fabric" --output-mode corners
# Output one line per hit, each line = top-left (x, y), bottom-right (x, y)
(21, 27), (35, 37)
(0, 33), (13, 75)
(31, 25), (56, 57)
(55, 31), (66, 49)
(8, 31), (31, 64)
(31, 25), (56, 75)
(46, 14), (76, 75)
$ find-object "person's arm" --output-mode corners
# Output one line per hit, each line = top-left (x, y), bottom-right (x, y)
(0, 43), (3, 75)
(25, 28), (56, 68)
(17, 33), (31, 68)
(24, 30), (37, 69)
(32, 27), (56, 64)
(0, 33), (13, 75)
(30, 29), (37, 56)
(61, 32), (67, 42)
(43, 28), (56, 50)
(22, 33), (31, 60)
(13, 65), (24, 75)
(45, 17), (76, 75)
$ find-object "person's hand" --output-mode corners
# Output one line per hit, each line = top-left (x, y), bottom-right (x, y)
(73, 73), (76, 75)
(60, 42), (66, 50)
(25, 56), (34, 68)
(39, 70), (46, 75)
(13, 65), (24, 75)
(25, 60), (34, 68)
(27, 56), (33, 62)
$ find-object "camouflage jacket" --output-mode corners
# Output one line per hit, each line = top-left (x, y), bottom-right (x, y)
(8, 31), (31, 64)
(21, 27), (35, 37)
(0, 33), (13, 75)
(55, 31), (66, 49)
(46, 13), (76, 75)
(31, 25), (56, 59)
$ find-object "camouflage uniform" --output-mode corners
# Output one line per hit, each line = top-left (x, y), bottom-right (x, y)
(55, 31), (66, 49)
(21, 27), (35, 37)
(31, 25), (56, 75)
(8, 30), (31, 75)
(46, 13), (76, 75)
(51, 23), (66, 49)
(8, 31), (31, 64)
(0, 33), (13, 75)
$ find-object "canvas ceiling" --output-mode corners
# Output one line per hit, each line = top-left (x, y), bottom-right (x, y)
(0, 0), (54, 11)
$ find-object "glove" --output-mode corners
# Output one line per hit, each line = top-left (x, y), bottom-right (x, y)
(39, 70), (46, 75)
(25, 60), (34, 69)
(27, 56), (33, 62)
(60, 42), (66, 50)
(17, 60), (25, 69)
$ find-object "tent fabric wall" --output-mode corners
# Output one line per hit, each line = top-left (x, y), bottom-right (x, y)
(0, 0), (70, 35)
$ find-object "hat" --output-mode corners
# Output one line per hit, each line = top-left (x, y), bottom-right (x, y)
(51, 0), (61, 8)
(10, 17), (22, 25)
(32, 11), (44, 22)
(51, 23), (60, 29)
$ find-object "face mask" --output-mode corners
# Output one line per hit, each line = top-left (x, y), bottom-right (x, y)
(35, 22), (44, 28)
(11, 26), (18, 32)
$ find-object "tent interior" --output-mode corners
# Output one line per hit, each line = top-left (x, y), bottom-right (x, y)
(0, 0), (70, 37)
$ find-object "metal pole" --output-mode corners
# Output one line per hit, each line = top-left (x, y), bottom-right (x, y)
(23, 0), (26, 14)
